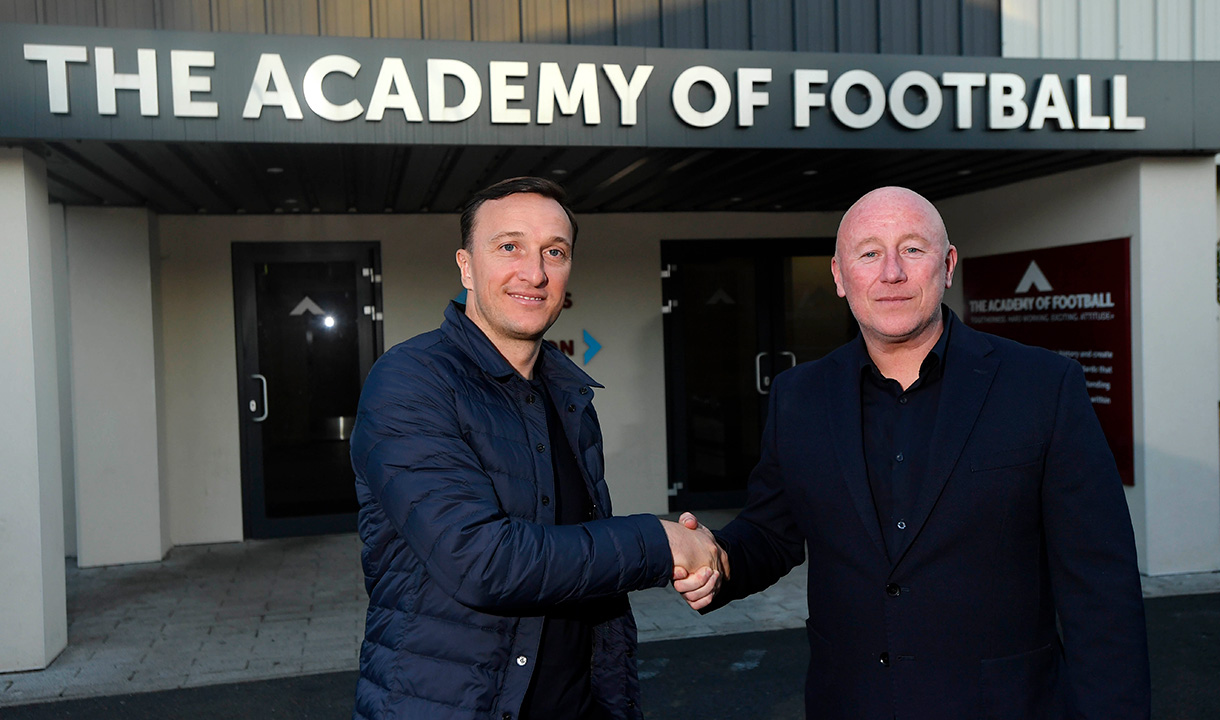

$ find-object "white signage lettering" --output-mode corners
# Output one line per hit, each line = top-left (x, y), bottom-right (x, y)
(24, 44), (88, 114)
(95, 47), (158, 116)
(672, 66), (732, 128)
(303, 54), (363, 122)
(365, 57), (423, 122)
(538, 62), (599, 125)
(793, 69), (828, 128)
(427, 58), (481, 123)
(170, 50), (217, 118)
(941, 71), (985, 129)
(243, 53), (303, 119)
(889, 70), (942, 129)
(490, 60), (530, 124)
(16, 42), (1152, 137)
(830, 70), (885, 129)
(736, 67), (771, 127)
(602, 64), (652, 125)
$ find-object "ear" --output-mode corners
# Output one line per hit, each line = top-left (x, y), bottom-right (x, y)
(831, 256), (847, 298)
(456, 249), (474, 291)
(943, 245), (959, 288)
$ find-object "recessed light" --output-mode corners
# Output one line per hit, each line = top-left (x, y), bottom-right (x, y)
(729, 197), (742, 203)
(266, 167), (284, 174)
(957, 169), (972, 176)
(772, 204), (783, 210)
(274, 207), (284, 213)
(348, 206), (357, 213)
(311, 207), (320, 213)
(284, 198), (298, 204)
(552, 168), (568, 175)
(802, 169), (818, 176)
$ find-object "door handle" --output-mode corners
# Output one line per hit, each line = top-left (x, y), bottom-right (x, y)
(251, 374), (269, 422)
(779, 351), (797, 370)
(755, 352), (771, 395)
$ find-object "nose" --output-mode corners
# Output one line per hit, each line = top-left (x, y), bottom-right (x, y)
(880, 252), (906, 283)
(518, 252), (548, 287)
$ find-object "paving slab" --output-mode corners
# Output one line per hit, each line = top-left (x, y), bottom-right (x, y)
(3, 520), (1219, 708)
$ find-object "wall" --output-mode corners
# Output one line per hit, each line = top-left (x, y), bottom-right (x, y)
(67, 207), (169, 567)
(0, 0), (1000, 55)
(47, 203), (77, 558)
(1002, 0), (1220, 59)
(939, 157), (1220, 575)
(0, 149), (66, 671)
(156, 210), (839, 544)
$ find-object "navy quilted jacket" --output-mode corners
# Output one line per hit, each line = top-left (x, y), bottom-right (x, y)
(351, 302), (672, 720)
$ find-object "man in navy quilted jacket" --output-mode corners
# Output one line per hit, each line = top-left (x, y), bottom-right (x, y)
(350, 177), (725, 720)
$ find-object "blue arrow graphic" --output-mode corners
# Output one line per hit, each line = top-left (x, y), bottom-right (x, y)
(583, 330), (602, 365)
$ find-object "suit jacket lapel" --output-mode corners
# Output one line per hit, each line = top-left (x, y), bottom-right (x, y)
(892, 320), (998, 566)
(824, 351), (889, 562)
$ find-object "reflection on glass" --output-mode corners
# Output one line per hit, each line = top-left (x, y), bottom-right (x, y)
(782, 256), (855, 375)
(255, 261), (361, 518)
(679, 258), (762, 494)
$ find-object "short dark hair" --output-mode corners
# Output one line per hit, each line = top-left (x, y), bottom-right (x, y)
(459, 176), (578, 251)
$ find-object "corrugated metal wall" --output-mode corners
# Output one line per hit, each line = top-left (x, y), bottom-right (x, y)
(1002, 0), (1220, 60)
(0, 0), (1001, 55)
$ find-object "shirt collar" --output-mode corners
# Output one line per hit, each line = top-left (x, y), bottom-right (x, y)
(855, 304), (954, 385)
(441, 301), (602, 391)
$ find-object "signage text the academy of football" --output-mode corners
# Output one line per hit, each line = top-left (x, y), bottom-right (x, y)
(23, 43), (1146, 133)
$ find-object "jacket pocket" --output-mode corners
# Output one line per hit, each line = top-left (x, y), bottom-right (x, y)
(979, 642), (1060, 720)
(970, 442), (1044, 473)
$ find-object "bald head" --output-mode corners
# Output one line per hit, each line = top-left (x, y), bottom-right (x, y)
(830, 185), (958, 352)
(836, 186), (949, 260)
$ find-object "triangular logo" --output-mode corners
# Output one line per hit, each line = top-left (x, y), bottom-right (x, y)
(706, 288), (735, 305)
(1014, 261), (1052, 293)
(289, 296), (326, 316)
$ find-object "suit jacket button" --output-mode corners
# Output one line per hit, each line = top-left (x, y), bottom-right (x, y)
(541, 495), (551, 506)
(886, 583), (901, 597)
(879, 652), (890, 667)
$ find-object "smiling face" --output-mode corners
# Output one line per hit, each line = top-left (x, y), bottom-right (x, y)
(831, 187), (957, 350)
(455, 192), (573, 354)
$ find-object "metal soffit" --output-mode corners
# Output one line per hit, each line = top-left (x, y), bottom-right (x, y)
(21, 140), (1136, 215)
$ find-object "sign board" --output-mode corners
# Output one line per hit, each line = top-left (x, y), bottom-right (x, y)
(0, 23), (1214, 151)
(962, 238), (1134, 485)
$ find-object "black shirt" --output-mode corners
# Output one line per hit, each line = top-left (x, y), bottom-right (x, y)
(857, 317), (951, 561)
(519, 381), (603, 720)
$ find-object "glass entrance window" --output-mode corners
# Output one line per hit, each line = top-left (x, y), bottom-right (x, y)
(663, 239), (851, 510)
(233, 242), (382, 538)
(255, 261), (362, 518)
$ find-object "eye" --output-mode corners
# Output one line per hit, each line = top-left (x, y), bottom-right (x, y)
(904, 246), (923, 254)
(546, 247), (567, 258)
(500, 242), (516, 252)
(862, 251), (879, 258)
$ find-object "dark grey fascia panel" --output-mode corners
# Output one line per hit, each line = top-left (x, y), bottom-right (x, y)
(0, 22), (1212, 152)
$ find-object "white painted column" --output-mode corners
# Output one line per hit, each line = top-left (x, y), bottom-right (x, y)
(68, 207), (170, 567)
(0, 149), (67, 671)
(1135, 157), (1220, 574)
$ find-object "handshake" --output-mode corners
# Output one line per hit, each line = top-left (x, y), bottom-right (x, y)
(660, 512), (729, 611)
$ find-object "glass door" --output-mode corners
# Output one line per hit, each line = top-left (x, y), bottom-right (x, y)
(232, 242), (383, 538)
(662, 239), (853, 510)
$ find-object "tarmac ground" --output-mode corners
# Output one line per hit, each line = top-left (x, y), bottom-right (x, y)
(4, 591), (1217, 719)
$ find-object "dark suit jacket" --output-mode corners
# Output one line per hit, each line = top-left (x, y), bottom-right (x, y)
(712, 312), (1150, 719)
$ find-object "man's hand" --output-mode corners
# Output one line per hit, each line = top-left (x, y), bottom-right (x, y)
(663, 512), (729, 611)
